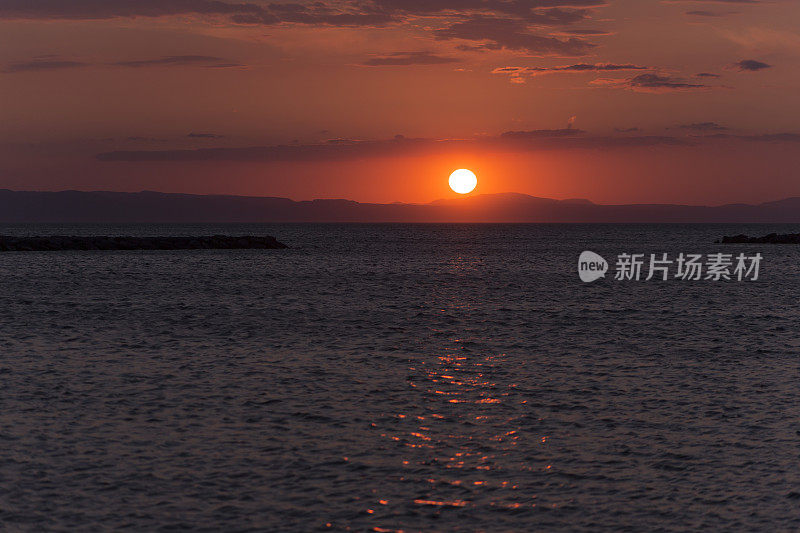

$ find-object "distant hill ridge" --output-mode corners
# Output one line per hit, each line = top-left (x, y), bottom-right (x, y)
(1, 189), (800, 223)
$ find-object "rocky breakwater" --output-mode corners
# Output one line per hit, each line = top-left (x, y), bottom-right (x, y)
(0, 235), (288, 251)
(718, 233), (800, 244)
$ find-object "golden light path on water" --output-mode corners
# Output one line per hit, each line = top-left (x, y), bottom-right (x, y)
(364, 254), (558, 529)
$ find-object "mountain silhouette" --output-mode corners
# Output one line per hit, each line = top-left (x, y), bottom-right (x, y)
(2, 189), (800, 223)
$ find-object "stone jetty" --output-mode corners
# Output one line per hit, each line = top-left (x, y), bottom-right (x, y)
(719, 233), (800, 244)
(0, 235), (288, 251)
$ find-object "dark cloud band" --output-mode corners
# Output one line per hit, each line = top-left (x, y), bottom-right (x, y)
(3, 55), (242, 73)
(361, 52), (460, 66)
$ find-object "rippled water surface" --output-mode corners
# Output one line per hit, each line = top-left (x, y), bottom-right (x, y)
(2, 223), (800, 531)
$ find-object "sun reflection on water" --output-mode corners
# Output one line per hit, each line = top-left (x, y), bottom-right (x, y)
(371, 343), (540, 525)
(364, 252), (555, 529)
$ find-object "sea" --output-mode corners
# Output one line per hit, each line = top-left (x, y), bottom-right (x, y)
(1, 223), (799, 532)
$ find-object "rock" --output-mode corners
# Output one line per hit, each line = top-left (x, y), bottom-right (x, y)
(0, 235), (288, 251)
(720, 233), (800, 244)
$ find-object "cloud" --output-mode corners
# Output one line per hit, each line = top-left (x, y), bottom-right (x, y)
(230, 6), (393, 27)
(0, 0), (614, 66)
(0, 0), (267, 20)
(525, 8), (590, 24)
(702, 133), (800, 142)
(111, 55), (242, 68)
(188, 132), (225, 138)
(0, 0), (606, 28)
(592, 73), (711, 92)
(560, 28), (612, 35)
(685, 10), (735, 17)
(98, 137), (450, 162)
(493, 62), (648, 82)
(718, 26), (800, 54)
(2, 59), (88, 73)
(96, 129), (800, 164)
(666, 0), (758, 3)
(95, 130), (699, 163)
(679, 122), (728, 131)
(3, 55), (243, 73)
(361, 52), (460, 66)
(373, 0), (606, 18)
(695, 72), (721, 78)
(0, 0), (395, 27)
(740, 133), (800, 142)
(0, 0), (612, 58)
(732, 59), (772, 71)
(500, 128), (585, 138)
(434, 16), (595, 55)
(126, 136), (167, 142)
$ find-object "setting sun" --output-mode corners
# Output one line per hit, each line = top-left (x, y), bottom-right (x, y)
(449, 169), (478, 194)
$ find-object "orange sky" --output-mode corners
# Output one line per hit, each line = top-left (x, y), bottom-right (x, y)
(1, 0), (799, 204)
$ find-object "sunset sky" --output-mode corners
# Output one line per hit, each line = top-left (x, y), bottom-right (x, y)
(1, 0), (799, 204)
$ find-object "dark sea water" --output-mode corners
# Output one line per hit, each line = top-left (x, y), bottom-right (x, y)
(1, 223), (800, 532)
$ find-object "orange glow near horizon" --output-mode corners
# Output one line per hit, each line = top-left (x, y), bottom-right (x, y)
(1, 1), (799, 205)
(9, 143), (800, 207)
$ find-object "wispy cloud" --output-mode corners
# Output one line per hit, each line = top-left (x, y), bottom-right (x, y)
(701, 133), (800, 142)
(111, 56), (242, 68)
(95, 129), (699, 164)
(434, 16), (596, 56)
(719, 27), (800, 53)
(559, 28), (613, 35)
(678, 122), (729, 131)
(0, 0), (609, 30)
(493, 63), (648, 82)
(591, 73), (712, 92)
(3, 55), (243, 74)
(188, 132), (225, 139)
(95, 128), (800, 164)
(2, 59), (89, 73)
(501, 128), (585, 138)
(666, 0), (760, 4)
(685, 10), (737, 17)
(373, 0), (606, 18)
(0, 0), (394, 27)
(0, 0), (615, 67)
(732, 59), (772, 71)
(361, 52), (459, 66)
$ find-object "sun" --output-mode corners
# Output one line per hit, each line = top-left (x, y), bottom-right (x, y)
(449, 169), (477, 194)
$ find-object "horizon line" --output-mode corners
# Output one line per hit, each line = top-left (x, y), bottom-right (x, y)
(2, 188), (797, 209)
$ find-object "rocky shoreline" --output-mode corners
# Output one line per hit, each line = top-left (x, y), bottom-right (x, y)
(0, 235), (288, 251)
(719, 233), (800, 244)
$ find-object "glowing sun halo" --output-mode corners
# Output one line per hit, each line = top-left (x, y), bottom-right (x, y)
(449, 169), (477, 194)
